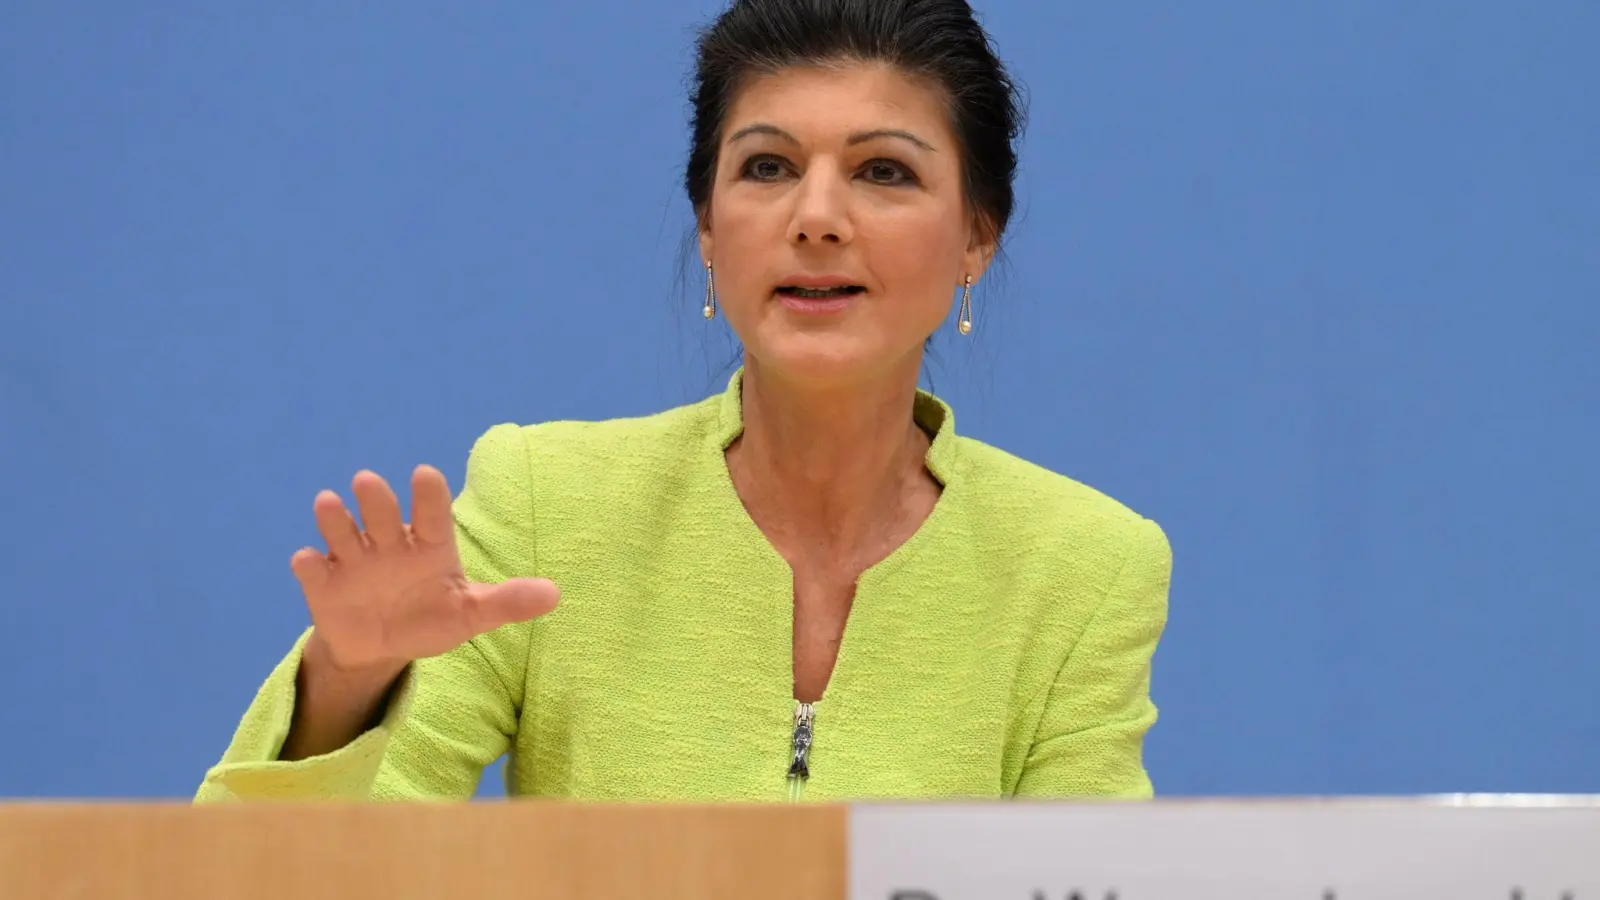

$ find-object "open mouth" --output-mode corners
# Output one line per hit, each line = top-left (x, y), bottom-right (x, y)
(775, 285), (866, 299)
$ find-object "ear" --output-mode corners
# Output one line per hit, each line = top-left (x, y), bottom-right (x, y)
(697, 216), (714, 268)
(961, 217), (998, 285)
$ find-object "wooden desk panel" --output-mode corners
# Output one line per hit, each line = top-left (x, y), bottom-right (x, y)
(0, 802), (848, 900)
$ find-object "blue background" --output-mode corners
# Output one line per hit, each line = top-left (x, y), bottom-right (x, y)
(2, 1), (1595, 799)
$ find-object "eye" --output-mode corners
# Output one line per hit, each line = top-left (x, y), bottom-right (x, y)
(860, 159), (916, 186)
(741, 155), (790, 182)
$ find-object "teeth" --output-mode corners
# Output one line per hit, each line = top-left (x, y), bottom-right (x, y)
(783, 287), (859, 298)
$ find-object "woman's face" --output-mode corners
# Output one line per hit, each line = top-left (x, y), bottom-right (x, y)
(700, 62), (993, 388)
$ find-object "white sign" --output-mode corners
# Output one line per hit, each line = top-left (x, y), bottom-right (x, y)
(850, 797), (1600, 900)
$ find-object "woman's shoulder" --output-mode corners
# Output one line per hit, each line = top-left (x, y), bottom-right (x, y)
(950, 435), (1169, 569)
(461, 395), (722, 490)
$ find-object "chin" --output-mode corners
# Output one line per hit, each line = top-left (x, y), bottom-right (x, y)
(747, 328), (902, 389)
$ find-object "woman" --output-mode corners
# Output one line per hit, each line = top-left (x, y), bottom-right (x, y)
(198, 0), (1171, 803)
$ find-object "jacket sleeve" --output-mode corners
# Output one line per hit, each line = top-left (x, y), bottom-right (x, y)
(1013, 517), (1172, 798)
(195, 423), (539, 802)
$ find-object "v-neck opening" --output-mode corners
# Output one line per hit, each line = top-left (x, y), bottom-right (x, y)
(701, 368), (964, 704)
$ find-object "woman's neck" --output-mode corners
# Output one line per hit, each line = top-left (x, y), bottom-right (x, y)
(729, 355), (935, 562)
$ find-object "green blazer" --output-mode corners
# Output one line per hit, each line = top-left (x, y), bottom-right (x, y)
(199, 371), (1172, 802)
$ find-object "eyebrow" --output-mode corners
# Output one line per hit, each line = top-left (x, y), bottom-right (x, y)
(726, 123), (936, 152)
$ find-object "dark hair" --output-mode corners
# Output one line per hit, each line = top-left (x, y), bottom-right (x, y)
(685, 0), (1025, 246)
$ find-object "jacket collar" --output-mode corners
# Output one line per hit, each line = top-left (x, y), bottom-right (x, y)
(711, 367), (961, 486)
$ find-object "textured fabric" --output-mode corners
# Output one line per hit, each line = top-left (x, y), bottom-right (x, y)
(197, 371), (1171, 803)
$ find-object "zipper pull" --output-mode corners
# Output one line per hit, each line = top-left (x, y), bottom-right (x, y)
(787, 702), (815, 780)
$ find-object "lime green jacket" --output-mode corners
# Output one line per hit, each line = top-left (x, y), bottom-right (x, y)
(197, 372), (1171, 803)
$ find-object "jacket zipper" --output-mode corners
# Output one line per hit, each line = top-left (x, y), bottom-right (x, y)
(786, 701), (814, 802)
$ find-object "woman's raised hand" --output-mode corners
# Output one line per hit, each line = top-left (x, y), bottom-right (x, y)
(291, 465), (560, 677)
(278, 465), (558, 761)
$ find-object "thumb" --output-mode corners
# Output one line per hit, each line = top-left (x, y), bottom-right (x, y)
(464, 578), (561, 632)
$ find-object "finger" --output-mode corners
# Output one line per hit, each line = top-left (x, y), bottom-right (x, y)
(351, 470), (406, 551)
(289, 546), (330, 592)
(313, 490), (366, 560)
(410, 465), (455, 546)
(464, 579), (561, 634)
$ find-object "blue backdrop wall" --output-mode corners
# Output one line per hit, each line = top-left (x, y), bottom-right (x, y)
(2, 1), (1595, 799)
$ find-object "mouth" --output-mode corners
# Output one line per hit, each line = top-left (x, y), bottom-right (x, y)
(774, 285), (867, 300)
(774, 284), (864, 316)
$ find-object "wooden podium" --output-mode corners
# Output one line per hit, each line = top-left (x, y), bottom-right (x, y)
(7, 798), (1598, 898)
(0, 802), (848, 899)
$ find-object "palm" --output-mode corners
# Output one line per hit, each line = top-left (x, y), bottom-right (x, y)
(290, 466), (559, 672)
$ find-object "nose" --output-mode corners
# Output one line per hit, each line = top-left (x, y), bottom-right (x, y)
(785, 163), (853, 247)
